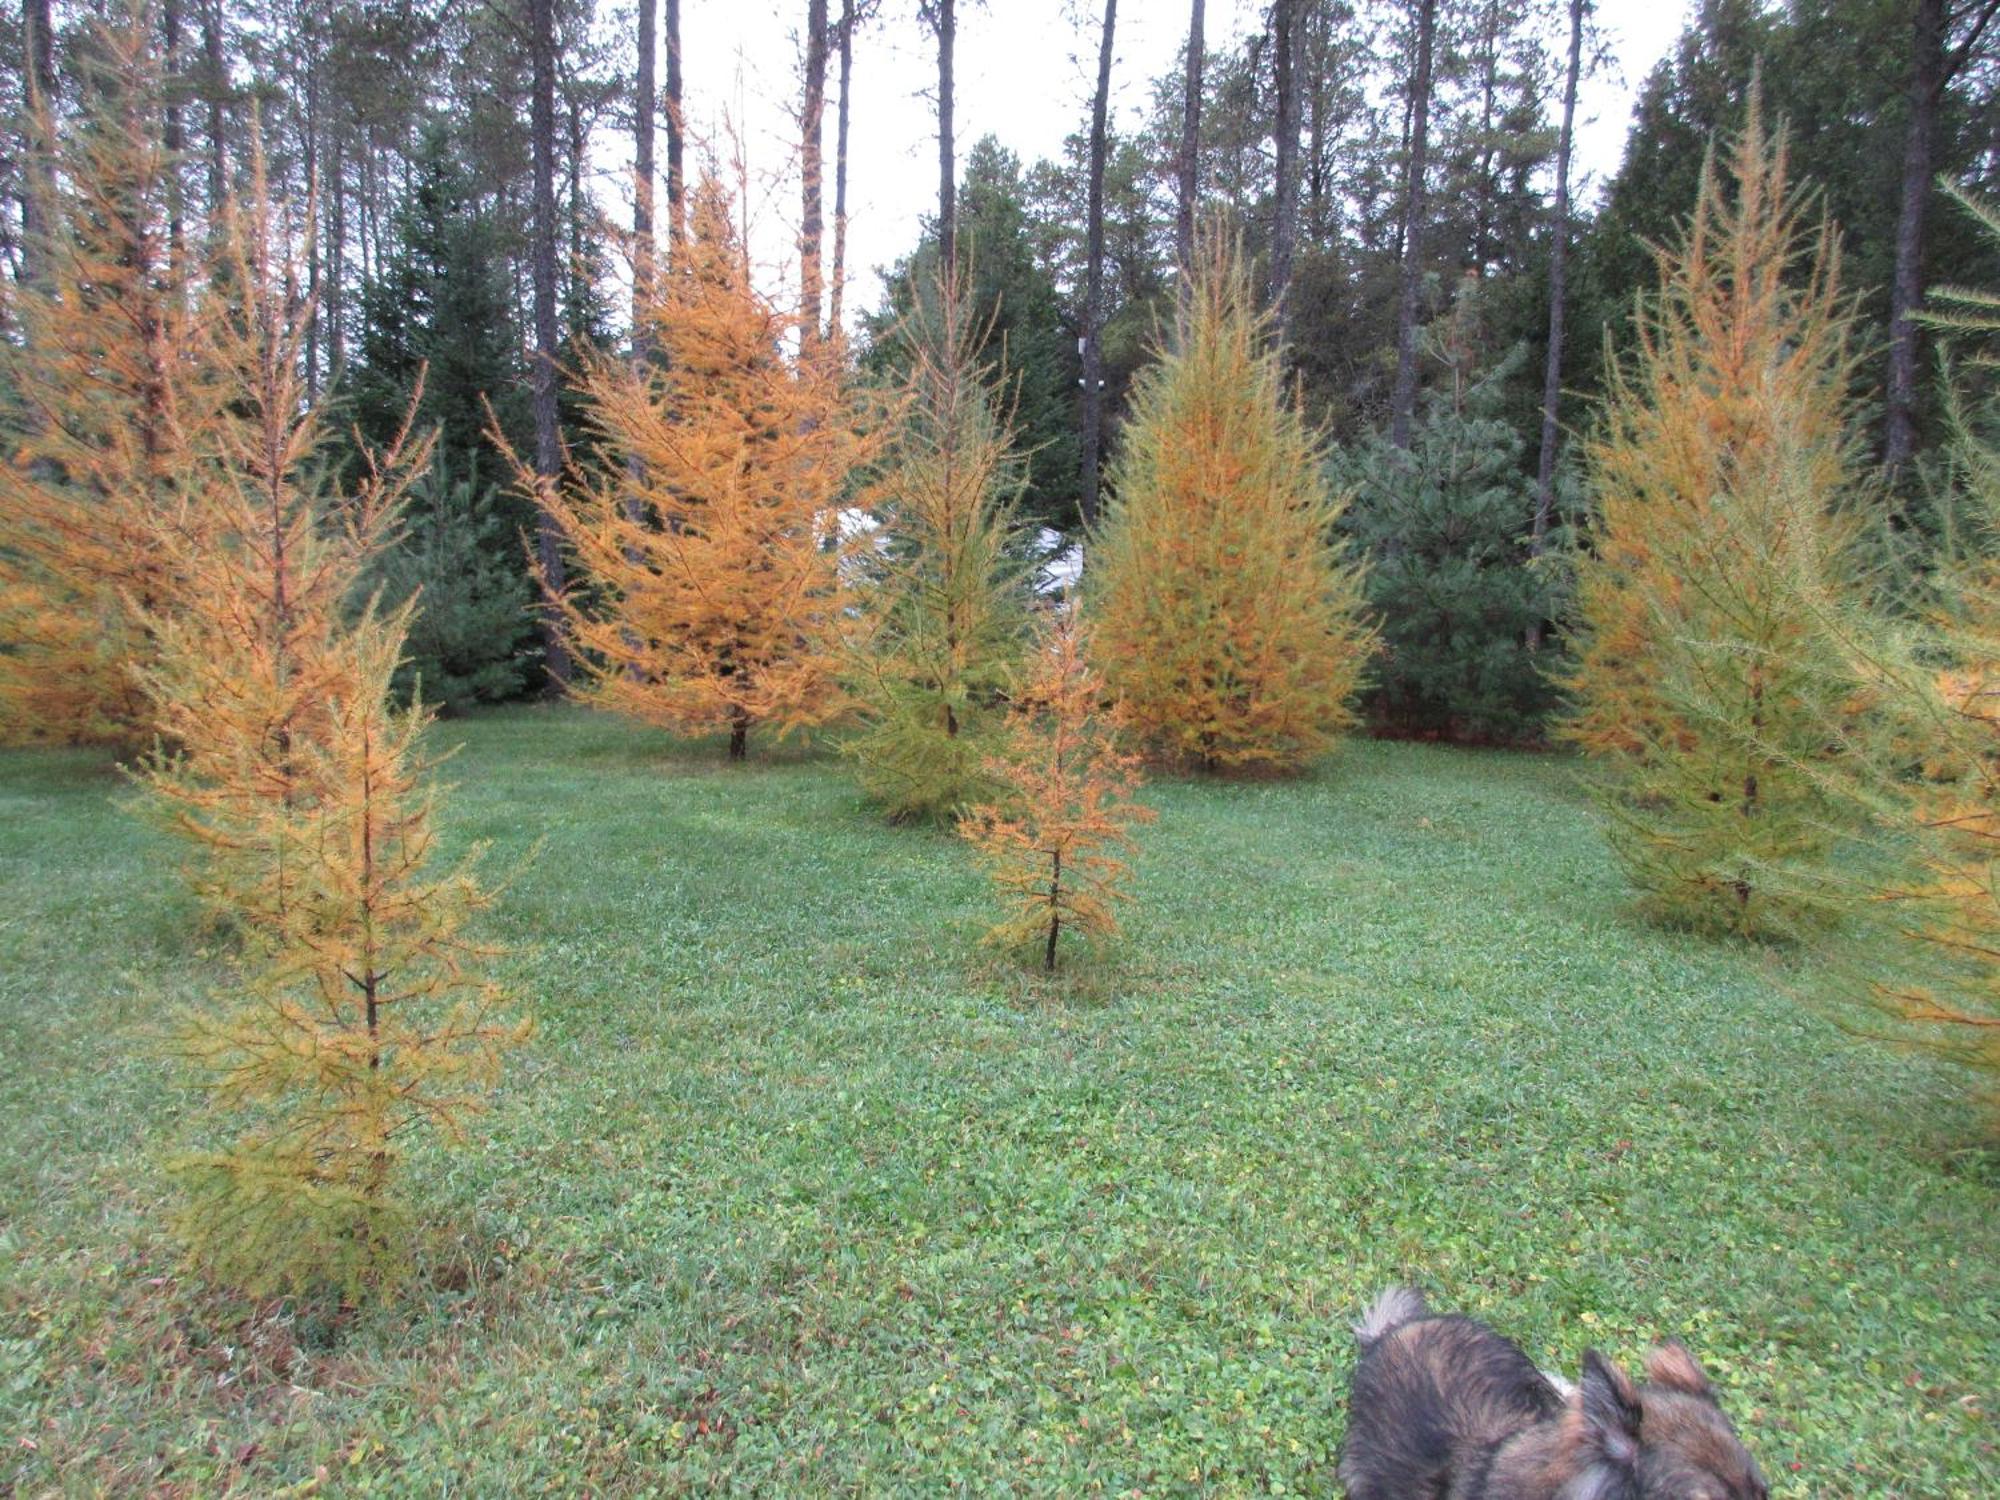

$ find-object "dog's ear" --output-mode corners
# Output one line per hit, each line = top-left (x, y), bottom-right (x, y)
(1577, 1350), (1643, 1467)
(1643, 1339), (1714, 1400)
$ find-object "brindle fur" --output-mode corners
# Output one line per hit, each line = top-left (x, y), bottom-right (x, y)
(1339, 1288), (1768, 1500)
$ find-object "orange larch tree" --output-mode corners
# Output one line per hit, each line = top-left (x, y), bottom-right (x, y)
(520, 174), (874, 759)
(0, 21), (221, 745)
(1091, 230), (1373, 773)
(134, 152), (527, 1299)
(961, 608), (1154, 970)
(1562, 95), (1866, 938)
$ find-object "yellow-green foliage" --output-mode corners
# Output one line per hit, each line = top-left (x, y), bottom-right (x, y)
(844, 268), (1032, 822)
(135, 159), (527, 1299)
(0, 23), (220, 745)
(961, 609), (1154, 969)
(1092, 232), (1373, 773)
(1564, 97), (1865, 938)
(1823, 185), (2000, 1119)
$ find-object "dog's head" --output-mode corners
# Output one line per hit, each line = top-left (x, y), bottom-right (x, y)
(1561, 1342), (1768, 1500)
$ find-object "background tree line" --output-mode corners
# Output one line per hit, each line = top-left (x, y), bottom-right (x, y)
(10, 0), (2000, 743)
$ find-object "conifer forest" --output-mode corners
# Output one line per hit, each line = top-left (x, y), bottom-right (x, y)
(4, 0), (2000, 1493)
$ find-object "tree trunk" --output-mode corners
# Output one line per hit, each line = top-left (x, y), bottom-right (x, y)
(530, 0), (572, 687)
(1044, 849), (1062, 970)
(1079, 0), (1117, 532)
(830, 0), (857, 332)
(729, 707), (750, 761)
(1886, 0), (1947, 477)
(163, 0), (185, 260)
(666, 0), (685, 256)
(635, 0), (655, 335)
(1529, 0), (1583, 650)
(20, 0), (55, 289)
(801, 0), (829, 348)
(202, 0), (226, 213)
(1269, 0), (1302, 332)
(1471, 0), (1501, 272)
(1389, 0), (1438, 451)
(328, 127), (346, 376)
(933, 0), (956, 262)
(1175, 0), (1204, 270)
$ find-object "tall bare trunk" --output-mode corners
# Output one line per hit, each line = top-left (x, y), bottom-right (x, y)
(1389, 0), (1437, 451)
(530, 0), (571, 687)
(1079, 0), (1117, 531)
(1529, 0), (1584, 648)
(830, 0), (857, 332)
(163, 0), (185, 259)
(1886, 0), (1948, 477)
(932, 0), (956, 262)
(20, 0), (56, 289)
(1176, 0), (1204, 270)
(202, 0), (226, 212)
(1269, 0), (1302, 332)
(666, 0), (685, 255)
(635, 0), (655, 335)
(801, 0), (828, 348)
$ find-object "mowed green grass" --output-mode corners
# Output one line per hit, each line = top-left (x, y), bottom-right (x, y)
(1, 705), (1995, 1497)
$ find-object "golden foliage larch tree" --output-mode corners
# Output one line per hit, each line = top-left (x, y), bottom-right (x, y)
(523, 174), (872, 759)
(1563, 94), (1865, 938)
(844, 265), (1031, 821)
(0, 22), (221, 745)
(1091, 231), (1373, 774)
(134, 151), (527, 1299)
(961, 608), (1154, 970)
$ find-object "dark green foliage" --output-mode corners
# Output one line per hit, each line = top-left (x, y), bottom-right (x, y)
(347, 119), (529, 492)
(365, 457), (536, 714)
(863, 138), (1080, 530)
(1337, 367), (1568, 743)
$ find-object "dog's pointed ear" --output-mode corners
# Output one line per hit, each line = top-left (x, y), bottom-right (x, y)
(1578, 1350), (1643, 1466)
(1643, 1339), (1714, 1400)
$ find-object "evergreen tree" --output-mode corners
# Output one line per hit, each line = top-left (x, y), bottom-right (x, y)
(347, 118), (529, 492)
(1564, 100), (1866, 938)
(1093, 231), (1374, 773)
(846, 269), (1033, 823)
(1338, 358), (1568, 742)
(363, 454), (536, 713)
(863, 137), (1080, 530)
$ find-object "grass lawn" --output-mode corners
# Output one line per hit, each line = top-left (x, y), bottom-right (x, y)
(1, 704), (1995, 1496)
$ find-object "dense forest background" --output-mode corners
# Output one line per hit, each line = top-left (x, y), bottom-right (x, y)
(8, 0), (2000, 740)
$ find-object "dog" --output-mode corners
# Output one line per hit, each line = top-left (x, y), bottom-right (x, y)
(1339, 1287), (1769, 1500)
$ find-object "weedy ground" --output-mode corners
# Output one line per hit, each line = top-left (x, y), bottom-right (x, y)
(1, 705), (1994, 1496)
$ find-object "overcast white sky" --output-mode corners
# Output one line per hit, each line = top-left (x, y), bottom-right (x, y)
(651, 0), (1696, 322)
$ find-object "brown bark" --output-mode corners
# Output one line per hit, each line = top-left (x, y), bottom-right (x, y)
(530, 0), (571, 687)
(830, 0), (858, 332)
(20, 0), (55, 288)
(666, 0), (685, 255)
(931, 0), (956, 262)
(1176, 0), (1204, 270)
(1389, 0), (1437, 451)
(202, 0), (225, 212)
(1269, 0), (1302, 331)
(1528, 0), (1583, 650)
(801, 0), (829, 347)
(1080, 0), (1117, 531)
(635, 0), (656, 333)
(1886, 0), (2000, 475)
